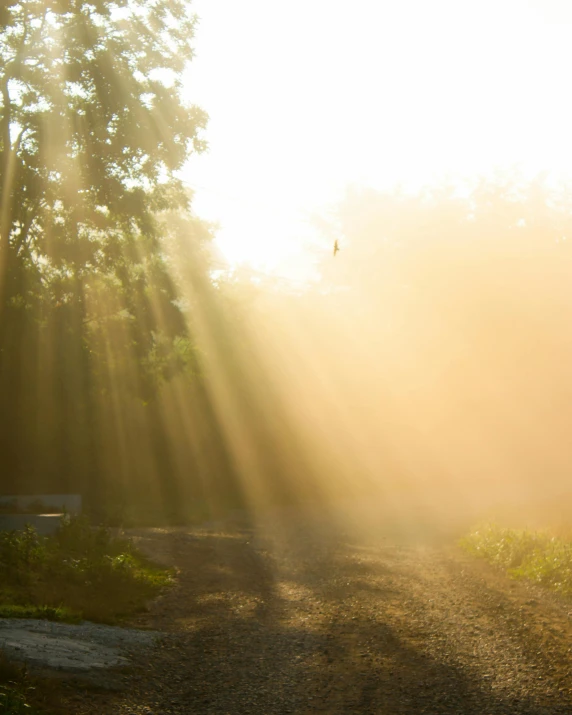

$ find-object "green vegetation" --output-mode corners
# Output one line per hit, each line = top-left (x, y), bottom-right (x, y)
(0, 0), (227, 520)
(0, 604), (80, 622)
(0, 654), (45, 715)
(0, 683), (42, 715)
(0, 517), (171, 712)
(461, 524), (572, 596)
(0, 683), (40, 715)
(0, 517), (172, 624)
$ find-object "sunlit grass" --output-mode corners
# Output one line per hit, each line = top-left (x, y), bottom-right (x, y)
(461, 523), (572, 596)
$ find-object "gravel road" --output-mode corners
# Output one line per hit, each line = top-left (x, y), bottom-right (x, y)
(61, 516), (572, 714)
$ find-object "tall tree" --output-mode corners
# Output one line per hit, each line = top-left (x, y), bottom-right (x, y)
(0, 0), (205, 309)
(0, 0), (208, 498)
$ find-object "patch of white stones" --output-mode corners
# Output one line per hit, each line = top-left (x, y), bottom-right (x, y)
(0, 618), (160, 672)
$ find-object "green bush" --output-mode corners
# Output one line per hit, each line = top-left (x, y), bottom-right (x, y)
(0, 517), (172, 623)
(0, 525), (47, 581)
(461, 523), (572, 596)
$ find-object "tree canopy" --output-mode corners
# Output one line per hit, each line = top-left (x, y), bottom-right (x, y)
(0, 0), (206, 328)
(0, 0), (216, 508)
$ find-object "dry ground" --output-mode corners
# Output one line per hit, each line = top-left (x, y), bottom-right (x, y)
(56, 513), (572, 714)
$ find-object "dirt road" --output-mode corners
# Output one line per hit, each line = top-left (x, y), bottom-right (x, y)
(64, 516), (572, 714)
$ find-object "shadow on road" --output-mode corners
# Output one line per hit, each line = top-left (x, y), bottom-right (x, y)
(104, 524), (572, 715)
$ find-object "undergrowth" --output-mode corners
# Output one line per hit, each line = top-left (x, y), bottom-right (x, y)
(0, 656), (45, 714)
(0, 683), (40, 715)
(460, 523), (572, 596)
(0, 682), (43, 715)
(0, 517), (173, 624)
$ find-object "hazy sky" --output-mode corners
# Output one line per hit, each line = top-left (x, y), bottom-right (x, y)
(182, 0), (572, 274)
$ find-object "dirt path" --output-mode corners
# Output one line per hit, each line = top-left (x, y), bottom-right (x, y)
(62, 518), (572, 714)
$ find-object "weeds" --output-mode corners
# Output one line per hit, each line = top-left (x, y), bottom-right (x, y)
(0, 657), (43, 714)
(461, 523), (572, 596)
(0, 519), (172, 713)
(0, 604), (81, 622)
(0, 682), (42, 714)
(0, 517), (173, 623)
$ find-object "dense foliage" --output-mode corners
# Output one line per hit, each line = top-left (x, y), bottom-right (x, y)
(0, 1), (228, 514)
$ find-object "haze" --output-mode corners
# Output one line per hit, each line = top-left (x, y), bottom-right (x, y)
(185, 0), (572, 276)
(2, 0), (571, 536)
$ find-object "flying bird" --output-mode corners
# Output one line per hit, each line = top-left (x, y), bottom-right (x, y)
(333, 240), (340, 257)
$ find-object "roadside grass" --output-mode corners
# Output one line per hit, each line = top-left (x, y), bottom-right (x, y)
(460, 523), (572, 596)
(0, 604), (81, 622)
(0, 517), (174, 624)
(0, 518), (174, 713)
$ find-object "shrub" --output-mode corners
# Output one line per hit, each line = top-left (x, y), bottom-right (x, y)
(0, 517), (173, 623)
(0, 526), (48, 582)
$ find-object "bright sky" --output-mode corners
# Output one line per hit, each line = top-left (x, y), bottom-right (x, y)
(182, 0), (572, 276)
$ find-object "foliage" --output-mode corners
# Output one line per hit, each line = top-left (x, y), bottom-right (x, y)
(0, 525), (48, 580)
(0, 0), (216, 507)
(0, 0), (206, 366)
(461, 524), (572, 596)
(0, 517), (173, 623)
(0, 604), (79, 622)
(0, 654), (50, 714)
(0, 0), (205, 246)
(0, 682), (42, 715)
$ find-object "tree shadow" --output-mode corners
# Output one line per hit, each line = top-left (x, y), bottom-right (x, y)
(119, 526), (572, 715)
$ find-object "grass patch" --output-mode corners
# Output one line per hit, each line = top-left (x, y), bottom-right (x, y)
(460, 523), (572, 596)
(0, 517), (173, 624)
(0, 604), (81, 623)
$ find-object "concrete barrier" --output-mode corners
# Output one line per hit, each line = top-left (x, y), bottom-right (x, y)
(0, 494), (81, 515)
(0, 514), (64, 535)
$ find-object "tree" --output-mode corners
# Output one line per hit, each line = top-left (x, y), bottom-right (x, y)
(0, 0), (208, 500)
(0, 0), (205, 314)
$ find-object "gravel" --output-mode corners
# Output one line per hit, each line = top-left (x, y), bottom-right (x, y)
(52, 520), (572, 714)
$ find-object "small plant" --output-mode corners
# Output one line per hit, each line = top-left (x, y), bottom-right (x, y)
(0, 682), (42, 714)
(461, 523), (572, 596)
(0, 656), (44, 714)
(0, 516), (173, 624)
(0, 525), (48, 582)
